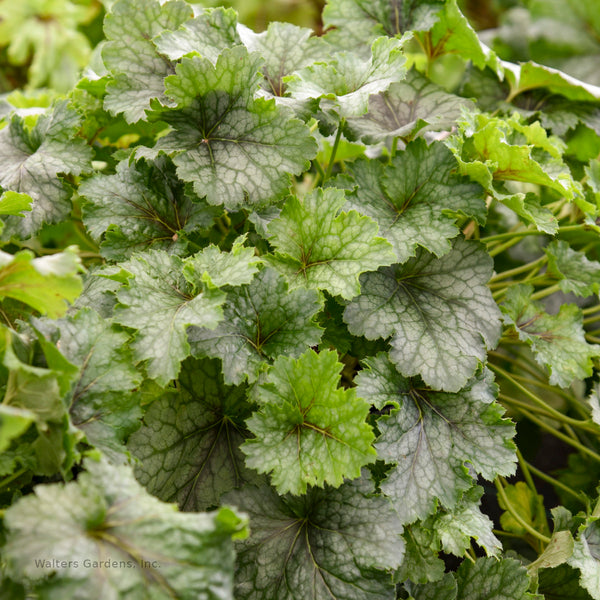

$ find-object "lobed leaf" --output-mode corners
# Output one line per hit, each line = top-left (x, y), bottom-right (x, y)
(242, 349), (376, 495)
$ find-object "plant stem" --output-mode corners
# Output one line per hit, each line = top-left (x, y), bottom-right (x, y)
(516, 406), (600, 463)
(524, 461), (587, 506)
(313, 158), (326, 183)
(583, 304), (600, 316)
(489, 256), (547, 283)
(490, 364), (596, 432)
(324, 118), (345, 181)
(494, 478), (551, 545)
(517, 448), (537, 493)
(530, 283), (561, 300)
(0, 468), (27, 490)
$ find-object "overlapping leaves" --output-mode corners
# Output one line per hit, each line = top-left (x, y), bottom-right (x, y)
(137, 46), (317, 209)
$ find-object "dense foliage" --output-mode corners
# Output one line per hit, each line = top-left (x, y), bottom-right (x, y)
(1, 0), (600, 598)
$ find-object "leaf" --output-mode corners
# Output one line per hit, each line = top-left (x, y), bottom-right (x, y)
(238, 22), (327, 98)
(585, 383), (600, 428)
(113, 250), (226, 386)
(183, 235), (262, 288)
(0, 246), (82, 318)
(0, 101), (92, 238)
(504, 61), (600, 104)
(2, 457), (247, 600)
(342, 140), (486, 262)
(189, 268), (323, 385)
(422, 0), (502, 74)
(360, 355), (515, 523)
(538, 564), (595, 600)
(501, 284), (600, 388)
(1, 328), (80, 476)
(431, 487), (502, 558)
(102, 0), (193, 123)
(455, 557), (542, 600)
(569, 518), (600, 600)
(449, 112), (580, 227)
(129, 357), (259, 511)
(242, 349), (376, 495)
(404, 574), (457, 600)
(0, 191), (32, 216)
(266, 187), (395, 299)
(224, 476), (403, 600)
(0, 405), (35, 453)
(154, 7), (240, 62)
(397, 522), (446, 584)
(322, 0), (444, 50)
(545, 240), (600, 297)
(344, 69), (476, 144)
(286, 37), (406, 119)
(48, 308), (143, 461)
(137, 46), (317, 210)
(344, 239), (501, 392)
(80, 157), (219, 261)
(498, 481), (550, 538)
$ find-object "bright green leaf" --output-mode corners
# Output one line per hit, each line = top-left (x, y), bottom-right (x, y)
(242, 349), (376, 495)
(183, 235), (262, 288)
(0, 405), (35, 453)
(0, 191), (32, 217)
(0, 246), (82, 318)
(498, 481), (550, 538)
(266, 187), (395, 299)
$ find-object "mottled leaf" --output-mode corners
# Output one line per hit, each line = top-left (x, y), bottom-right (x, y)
(2, 458), (247, 600)
(345, 69), (475, 144)
(189, 268), (323, 385)
(342, 140), (486, 262)
(359, 354), (515, 523)
(80, 157), (218, 261)
(137, 46), (317, 209)
(224, 476), (403, 599)
(129, 357), (259, 511)
(501, 284), (600, 388)
(113, 251), (226, 386)
(344, 239), (501, 392)
(0, 101), (92, 238)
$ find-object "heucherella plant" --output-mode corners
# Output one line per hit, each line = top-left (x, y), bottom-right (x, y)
(1, 0), (600, 598)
